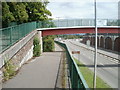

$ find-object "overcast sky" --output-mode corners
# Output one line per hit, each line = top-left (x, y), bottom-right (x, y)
(47, 0), (119, 19)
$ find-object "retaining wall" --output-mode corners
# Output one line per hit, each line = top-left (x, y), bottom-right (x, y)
(0, 30), (40, 69)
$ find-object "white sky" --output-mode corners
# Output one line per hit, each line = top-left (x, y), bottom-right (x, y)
(47, 0), (119, 19)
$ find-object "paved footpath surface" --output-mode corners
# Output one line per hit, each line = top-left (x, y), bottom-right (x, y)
(3, 43), (63, 88)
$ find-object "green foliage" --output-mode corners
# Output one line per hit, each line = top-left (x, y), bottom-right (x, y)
(33, 44), (41, 57)
(3, 59), (16, 81)
(33, 37), (41, 57)
(43, 35), (56, 40)
(74, 58), (110, 88)
(43, 39), (54, 52)
(2, 1), (52, 27)
(2, 2), (15, 27)
(26, 2), (52, 22)
(33, 36), (40, 45)
(7, 2), (28, 24)
(43, 36), (55, 52)
(57, 34), (83, 39)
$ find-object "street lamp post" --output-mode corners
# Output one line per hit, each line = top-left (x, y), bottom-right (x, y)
(93, 0), (98, 89)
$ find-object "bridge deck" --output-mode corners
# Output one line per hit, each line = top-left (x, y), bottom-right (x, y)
(3, 43), (62, 88)
(37, 26), (120, 36)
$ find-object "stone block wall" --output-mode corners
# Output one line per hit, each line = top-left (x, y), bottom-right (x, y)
(11, 37), (34, 70)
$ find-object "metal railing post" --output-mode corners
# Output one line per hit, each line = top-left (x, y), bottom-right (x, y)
(18, 25), (20, 40)
(10, 27), (12, 45)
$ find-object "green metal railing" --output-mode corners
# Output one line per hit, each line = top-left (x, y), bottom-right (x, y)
(0, 19), (118, 53)
(36, 21), (42, 28)
(0, 20), (53, 53)
(55, 41), (89, 89)
(0, 22), (36, 53)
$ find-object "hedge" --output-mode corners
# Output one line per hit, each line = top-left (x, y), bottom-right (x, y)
(43, 36), (54, 52)
(33, 36), (41, 57)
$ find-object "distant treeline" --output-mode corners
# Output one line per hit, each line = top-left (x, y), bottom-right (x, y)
(58, 34), (83, 39)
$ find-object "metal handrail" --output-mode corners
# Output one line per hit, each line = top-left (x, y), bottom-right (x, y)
(0, 22), (36, 53)
(55, 41), (89, 89)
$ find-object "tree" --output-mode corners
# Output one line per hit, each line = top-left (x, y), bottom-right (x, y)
(2, 1), (52, 27)
(7, 2), (28, 24)
(2, 2), (15, 27)
(26, 2), (52, 22)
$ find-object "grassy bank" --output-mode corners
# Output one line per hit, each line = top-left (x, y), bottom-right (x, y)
(74, 58), (111, 88)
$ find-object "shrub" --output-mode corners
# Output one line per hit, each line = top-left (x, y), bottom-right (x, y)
(33, 36), (41, 57)
(33, 44), (41, 57)
(3, 60), (16, 81)
(43, 37), (54, 52)
(33, 36), (40, 45)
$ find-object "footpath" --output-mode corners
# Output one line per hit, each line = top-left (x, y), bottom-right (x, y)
(3, 43), (64, 88)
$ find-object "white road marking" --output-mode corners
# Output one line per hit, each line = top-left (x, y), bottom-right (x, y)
(100, 63), (104, 66)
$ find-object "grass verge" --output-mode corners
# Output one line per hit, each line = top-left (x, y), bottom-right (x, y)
(74, 58), (111, 88)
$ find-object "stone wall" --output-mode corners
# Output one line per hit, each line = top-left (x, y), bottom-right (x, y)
(11, 37), (34, 70)
(6, 31), (41, 70)
(0, 30), (38, 69)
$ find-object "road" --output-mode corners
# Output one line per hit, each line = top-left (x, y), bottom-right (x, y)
(64, 40), (119, 88)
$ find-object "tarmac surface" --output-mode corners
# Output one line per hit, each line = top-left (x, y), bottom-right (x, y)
(65, 40), (119, 88)
(3, 43), (63, 88)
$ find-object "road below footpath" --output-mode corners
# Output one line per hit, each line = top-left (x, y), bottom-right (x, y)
(65, 40), (119, 88)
